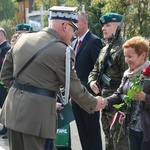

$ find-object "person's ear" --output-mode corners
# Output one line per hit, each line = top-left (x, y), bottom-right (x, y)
(142, 51), (147, 60)
(62, 22), (67, 32)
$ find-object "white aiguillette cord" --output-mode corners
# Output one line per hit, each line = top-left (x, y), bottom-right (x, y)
(63, 45), (71, 105)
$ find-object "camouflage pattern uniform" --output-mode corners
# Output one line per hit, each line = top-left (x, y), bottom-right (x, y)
(88, 36), (129, 150)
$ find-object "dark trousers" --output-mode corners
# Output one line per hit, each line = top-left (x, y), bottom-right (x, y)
(8, 129), (54, 150)
(72, 101), (102, 150)
(129, 129), (150, 150)
(0, 84), (8, 134)
(0, 84), (8, 107)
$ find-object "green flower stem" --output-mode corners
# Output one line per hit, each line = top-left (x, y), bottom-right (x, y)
(117, 119), (124, 143)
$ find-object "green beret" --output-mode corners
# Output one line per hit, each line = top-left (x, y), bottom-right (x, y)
(15, 23), (33, 31)
(99, 13), (123, 25)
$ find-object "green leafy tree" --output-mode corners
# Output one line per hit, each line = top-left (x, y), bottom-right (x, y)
(34, 0), (58, 10)
(32, 0), (103, 37)
(65, 0), (78, 7)
(32, 2), (39, 10)
(125, 0), (150, 38)
(92, 0), (150, 38)
(9, 0), (149, 38)
(43, 14), (49, 27)
(0, 20), (15, 41)
(87, 3), (104, 37)
(69, 0), (104, 37)
(0, 0), (15, 21)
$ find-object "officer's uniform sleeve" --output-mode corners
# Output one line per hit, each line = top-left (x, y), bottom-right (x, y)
(55, 46), (97, 114)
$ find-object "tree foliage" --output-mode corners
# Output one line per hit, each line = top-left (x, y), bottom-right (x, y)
(34, 0), (58, 10)
(0, 0), (149, 39)
(70, 0), (104, 37)
(0, 20), (15, 41)
(0, 0), (16, 21)
(91, 0), (150, 38)
(125, 0), (150, 38)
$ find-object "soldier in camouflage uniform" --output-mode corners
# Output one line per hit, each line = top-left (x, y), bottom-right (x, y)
(88, 13), (129, 150)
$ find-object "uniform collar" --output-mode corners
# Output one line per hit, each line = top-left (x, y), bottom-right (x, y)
(42, 27), (61, 40)
(0, 40), (6, 45)
(78, 29), (89, 42)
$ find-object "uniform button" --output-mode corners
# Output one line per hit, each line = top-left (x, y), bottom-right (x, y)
(90, 107), (93, 110)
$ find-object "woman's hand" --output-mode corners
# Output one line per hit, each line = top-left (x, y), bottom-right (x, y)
(134, 91), (146, 101)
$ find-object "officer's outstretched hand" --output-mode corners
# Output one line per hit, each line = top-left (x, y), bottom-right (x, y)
(95, 96), (106, 111)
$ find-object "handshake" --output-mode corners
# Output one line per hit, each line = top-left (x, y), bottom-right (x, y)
(89, 81), (108, 111)
(95, 96), (107, 111)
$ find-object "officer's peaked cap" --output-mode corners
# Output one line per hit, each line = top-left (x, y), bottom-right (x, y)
(99, 13), (123, 25)
(49, 6), (78, 29)
(15, 23), (33, 31)
(49, 6), (78, 23)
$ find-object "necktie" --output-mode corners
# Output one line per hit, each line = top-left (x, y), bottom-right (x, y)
(76, 40), (82, 51)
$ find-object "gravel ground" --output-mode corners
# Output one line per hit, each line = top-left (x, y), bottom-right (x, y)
(0, 111), (105, 150)
(0, 121), (81, 150)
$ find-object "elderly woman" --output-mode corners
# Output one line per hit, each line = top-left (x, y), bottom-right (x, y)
(103, 36), (150, 150)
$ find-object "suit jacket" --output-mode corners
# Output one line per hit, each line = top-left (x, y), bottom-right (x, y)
(72, 31), (103, 91)
(0, 41), (10, 107)
(0, 41), (11, 69)
(0, 27), (98, 139)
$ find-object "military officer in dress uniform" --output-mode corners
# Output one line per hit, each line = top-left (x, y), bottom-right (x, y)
(0, 6), (105, 150)
(88, 13), (129, 150)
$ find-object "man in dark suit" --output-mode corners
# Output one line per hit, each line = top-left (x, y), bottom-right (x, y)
(0, 27), (11, 139)
(71, 11), (103, 150)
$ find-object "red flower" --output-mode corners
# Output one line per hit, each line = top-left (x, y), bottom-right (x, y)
(142, 65), (150, 76)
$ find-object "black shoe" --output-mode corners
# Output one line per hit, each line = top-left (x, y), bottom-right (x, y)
(0, 125), (7, 135)
(2, 133), (8, 139)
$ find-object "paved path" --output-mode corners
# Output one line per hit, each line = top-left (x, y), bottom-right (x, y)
(0, 124), (9, 150)
(0, 121), (82, 150)
(0, 111), (105, 150)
